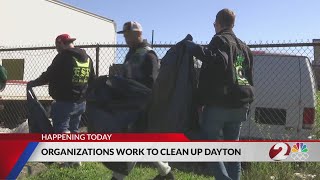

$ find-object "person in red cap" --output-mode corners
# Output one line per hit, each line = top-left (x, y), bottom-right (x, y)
(27, 34), (95, 136)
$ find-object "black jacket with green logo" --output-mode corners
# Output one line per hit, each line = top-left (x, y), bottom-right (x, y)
(32, 47), (95, 102)
(195, 29), (254, 108)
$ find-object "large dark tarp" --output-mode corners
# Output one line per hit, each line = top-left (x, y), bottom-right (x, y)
(147, 35), (200, 135)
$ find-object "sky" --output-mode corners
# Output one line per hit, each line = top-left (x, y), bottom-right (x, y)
(61, 0), (320, 44)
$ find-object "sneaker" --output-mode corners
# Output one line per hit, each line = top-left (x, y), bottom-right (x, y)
(71, 162), (82, 167)
(153, 172), (175, 180)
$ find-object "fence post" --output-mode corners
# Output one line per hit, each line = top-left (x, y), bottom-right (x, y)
(151, 30), (154, 48)
(96, 44), (100, 76)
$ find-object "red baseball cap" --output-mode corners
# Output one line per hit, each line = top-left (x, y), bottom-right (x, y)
(55, 34), (76, 43)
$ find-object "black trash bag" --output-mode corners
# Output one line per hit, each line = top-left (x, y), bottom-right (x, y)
(87, 75), (151, 111)
(86, 75), (151, 133)
(27, 87), (53, 133)
(86, 75), (151, 175)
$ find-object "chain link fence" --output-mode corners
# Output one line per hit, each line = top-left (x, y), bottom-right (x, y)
(0, 42), (319, 140)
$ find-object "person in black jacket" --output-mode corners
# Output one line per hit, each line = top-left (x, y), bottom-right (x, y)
(120, 21), (158, 89)
(108, 21), (174, 180)
(27, 34), (95, 134)
(184, 9), (254, 180)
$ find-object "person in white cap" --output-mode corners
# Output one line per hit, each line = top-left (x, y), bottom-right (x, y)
(107, 21), (174, 180)
(117, 21), (158, 89)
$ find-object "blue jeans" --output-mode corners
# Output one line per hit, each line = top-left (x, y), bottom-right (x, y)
(200, 106), (248, 180)
(51, 101), (86, 133)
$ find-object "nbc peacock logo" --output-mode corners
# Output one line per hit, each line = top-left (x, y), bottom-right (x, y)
(290, 143), (309, 161)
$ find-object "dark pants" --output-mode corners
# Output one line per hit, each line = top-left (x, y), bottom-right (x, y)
(200, 106), (248, 180)
(51, 101), (86, 133)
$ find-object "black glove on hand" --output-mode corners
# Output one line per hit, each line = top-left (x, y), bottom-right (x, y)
(27, 81), (36, 89)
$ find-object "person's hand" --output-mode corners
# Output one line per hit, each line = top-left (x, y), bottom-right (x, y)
(27, 81), (36, 89)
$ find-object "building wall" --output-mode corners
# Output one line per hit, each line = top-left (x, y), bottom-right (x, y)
(0, 0), (116, 99)
(0, 0), (116, 46)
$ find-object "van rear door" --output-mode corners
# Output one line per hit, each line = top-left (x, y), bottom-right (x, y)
(242, 55), (301, 139)
(298, 57), (317, 133)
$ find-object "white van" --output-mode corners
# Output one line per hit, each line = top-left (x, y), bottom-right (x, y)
(240, 54), (317, 140)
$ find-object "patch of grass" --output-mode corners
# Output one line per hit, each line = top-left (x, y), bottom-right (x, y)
(27, 162), (111, 180)
(316, 92), (320, 124)
(242, 162), (320, 180)
(130, 165), (211, 180)
(313, 91), (320, 138)
(24, 162), (320, 180)
(25, 163), (212, 180)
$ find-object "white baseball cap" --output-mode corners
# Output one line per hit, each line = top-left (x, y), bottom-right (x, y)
(117, 21), (143, 34)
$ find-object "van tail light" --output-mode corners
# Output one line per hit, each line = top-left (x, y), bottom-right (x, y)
(303, 108), (315, 129)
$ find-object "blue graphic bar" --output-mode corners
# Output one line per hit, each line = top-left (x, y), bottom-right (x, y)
(7, 142), (39, 180)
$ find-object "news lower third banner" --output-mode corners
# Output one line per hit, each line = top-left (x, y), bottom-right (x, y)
(0, 133), (319, 179)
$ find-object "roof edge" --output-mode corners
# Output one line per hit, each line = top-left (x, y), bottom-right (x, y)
(45, 0), (115, 25)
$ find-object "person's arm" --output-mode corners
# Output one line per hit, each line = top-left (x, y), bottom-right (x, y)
(28, 54), (62, 87)
(85, 57), (97, 96)
(88, 57), (96, 84)
(140, 51), (159, 88)
(192, 36), (228, 69)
